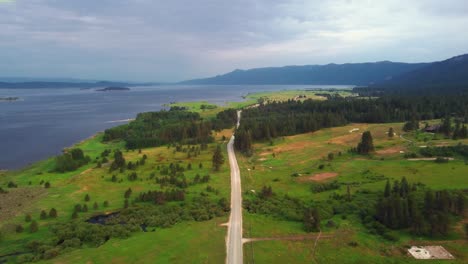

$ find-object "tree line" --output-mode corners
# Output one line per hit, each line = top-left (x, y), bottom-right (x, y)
(235, 95), (468, 153)
(103, 109), (237, 149)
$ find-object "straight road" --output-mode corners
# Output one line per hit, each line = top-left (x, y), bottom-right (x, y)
(226, 111), (243, 264)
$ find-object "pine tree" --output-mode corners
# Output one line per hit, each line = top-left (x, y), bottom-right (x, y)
(124, 188), (132, 199)
(388, 127), (394, 138)
(356, 131), (374, 154)
(459, 124), (467, 139)
(16, 224), (24, 233)
(93, 202), (98, 210)
(40, 210), (47, 220)
(303, 208), (321, 232)
(25, 214), (32, 222)
(72, 211), (78, 219)
(84, 194), (90, 202)
(49, 208), (57, 218)
(212, 145), (225, 171)
(103, 201), (109, 207)
(440, 116), (452, 137)
(82, 204), (88, 212)
(29, 220), (38, 233)
(384, 180), (391, 197)
(400, 177), (409, 197)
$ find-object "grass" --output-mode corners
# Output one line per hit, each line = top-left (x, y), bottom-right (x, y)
(39, 217), (227, 264)
(237, 120), (468, 263)
(0, 131), (232, 261)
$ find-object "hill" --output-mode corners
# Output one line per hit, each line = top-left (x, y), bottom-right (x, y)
(181, 62), (428, 85)
(373, 54), (468, 93)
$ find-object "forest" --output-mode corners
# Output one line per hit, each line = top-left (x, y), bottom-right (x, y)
(235, 95), (468, 153)
(103, 108), (237, 149)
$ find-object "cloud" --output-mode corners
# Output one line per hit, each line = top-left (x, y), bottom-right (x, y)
(0, 0), (467, 81)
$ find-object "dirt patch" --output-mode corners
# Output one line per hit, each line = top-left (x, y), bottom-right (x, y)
(275, 141), (317, 152)
(376, 146), (405, 155)
(0, 187), (47, 222)
(297, 172), (338, 182)
(408, 246), (454, 259)
(215, 129), (233, 141)
(329, 133), (361, 145)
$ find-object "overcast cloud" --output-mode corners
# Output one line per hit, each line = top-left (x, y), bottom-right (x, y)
(1, 0), (467, 81)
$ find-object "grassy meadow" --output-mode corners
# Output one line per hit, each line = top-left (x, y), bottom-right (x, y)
(238, 121), (468, 263)
(0, 127), (233, 262)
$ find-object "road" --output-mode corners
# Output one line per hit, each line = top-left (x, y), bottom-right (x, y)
(226, 110), (243, 264)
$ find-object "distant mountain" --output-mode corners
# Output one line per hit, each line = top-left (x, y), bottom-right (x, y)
(0, 77), (98, 83)
(0, 81), (160, 89)
(181, 62), (428, 85)
(373, 54), (468, 93)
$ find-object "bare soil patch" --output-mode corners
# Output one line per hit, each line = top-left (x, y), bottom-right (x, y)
(297, 172), (338, 182)
(376, 146), (405, 155)
(275, 141), (317, 152)
(408, 246), (454, 259)
(329, 133), (361, 145)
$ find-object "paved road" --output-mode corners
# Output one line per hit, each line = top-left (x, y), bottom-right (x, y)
(226, 111), (243, 264)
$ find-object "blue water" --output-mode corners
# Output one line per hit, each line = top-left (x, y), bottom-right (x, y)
(0, 85), (351, 169)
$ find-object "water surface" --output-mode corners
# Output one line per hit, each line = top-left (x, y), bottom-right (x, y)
(0, 85), (351, 169)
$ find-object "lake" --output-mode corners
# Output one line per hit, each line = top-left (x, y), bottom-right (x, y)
(0, 85), (351, 169)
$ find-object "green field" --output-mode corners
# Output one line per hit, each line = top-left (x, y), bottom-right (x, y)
(1, 90), (467, 263)
(0, 129), (232, 263)
(238, 121), (468, 263)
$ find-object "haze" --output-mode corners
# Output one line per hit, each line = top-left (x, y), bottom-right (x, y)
(1, 0), (468, 82)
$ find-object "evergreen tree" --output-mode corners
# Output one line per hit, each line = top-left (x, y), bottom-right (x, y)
(82, 204), (88, 212)
(49, 208), (57, 218)
(124, 188), (133, 199)
(212, 145), (225, 171)
(388, 127), (394, 138)
(40, 210), (47, 220)
(25, 214), (32, 222)
(103, 201), (109, 207)
(440, 116), (452, 137)
(304, 208), (321, 232)
(29, 220), (38, 233)
(93, 202), (98, 210)
(459, 124), (467, 139)
(16, 224), (24, 233)
(400, 177), (409, 197)
(71, 211), (78, 219)
(356, 131), (374, 154)
(44, 182), (51, 188)
(84, 194), (90, 202)
(384, 180), (391, 197)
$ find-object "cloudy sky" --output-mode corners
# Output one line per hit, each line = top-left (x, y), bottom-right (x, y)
(1, 0), (468, 82)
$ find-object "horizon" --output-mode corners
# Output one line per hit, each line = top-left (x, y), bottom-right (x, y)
(1, 0), (468, 82)
(1, 53), (465, 84)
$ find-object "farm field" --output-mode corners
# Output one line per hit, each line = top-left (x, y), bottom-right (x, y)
(238, 121), (468, 263)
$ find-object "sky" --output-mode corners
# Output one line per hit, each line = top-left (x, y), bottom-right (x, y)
(1, 0), (468, 82)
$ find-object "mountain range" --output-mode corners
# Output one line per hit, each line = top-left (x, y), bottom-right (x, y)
(181, 62), (428, 86)
(1, 54), (467, 92)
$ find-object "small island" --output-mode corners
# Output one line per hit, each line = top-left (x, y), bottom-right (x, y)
(95, 86), (130, 92)
(0, 97), (19, 102)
